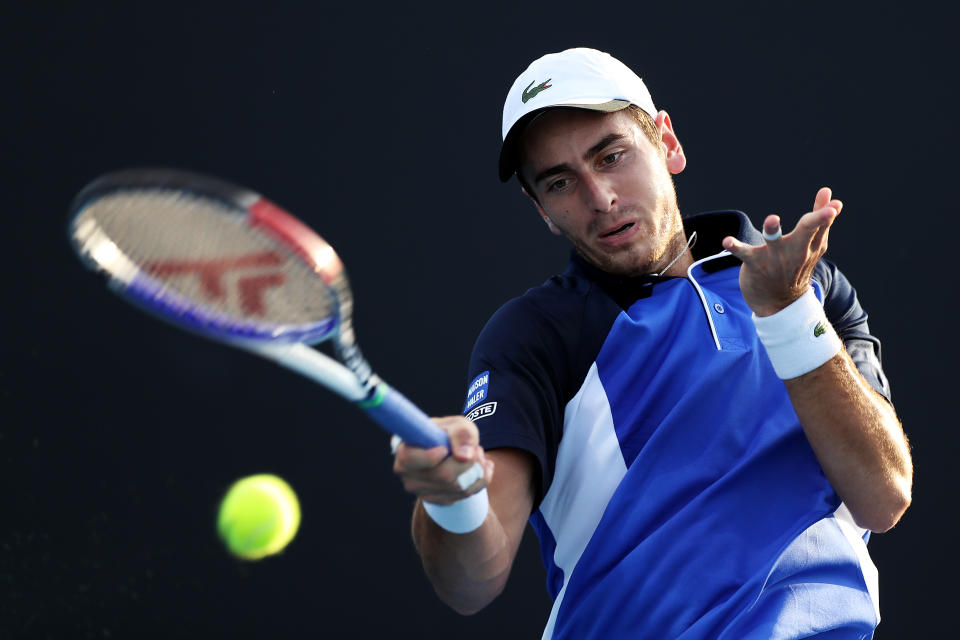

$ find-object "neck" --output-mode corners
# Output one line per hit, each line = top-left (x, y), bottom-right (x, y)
(656, 230), (696, 277)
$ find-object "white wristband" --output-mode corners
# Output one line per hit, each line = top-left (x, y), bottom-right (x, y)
(423, 489), (489, 534)
(752, 288), (843, 379)
(392, 434), (488, 533)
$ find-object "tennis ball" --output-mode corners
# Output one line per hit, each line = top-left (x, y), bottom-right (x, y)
(217, 474), (301, 560)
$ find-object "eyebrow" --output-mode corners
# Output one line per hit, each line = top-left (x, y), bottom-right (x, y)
(532, 133), (628, 186)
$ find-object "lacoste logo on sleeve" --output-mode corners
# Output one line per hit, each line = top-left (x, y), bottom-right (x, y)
(521, 79), (552, 103)
(813, 322), (826, 338)
(466, 401), (497, 422)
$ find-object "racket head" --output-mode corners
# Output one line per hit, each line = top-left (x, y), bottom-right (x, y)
(69, 168), (352, 347)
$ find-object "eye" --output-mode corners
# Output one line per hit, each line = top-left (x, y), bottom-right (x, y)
(547, 178), (569, 193)
(601, 151), (623, 166)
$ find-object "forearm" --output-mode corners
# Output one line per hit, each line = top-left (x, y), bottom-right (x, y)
(412, 502), (517, 615)
(402, 445), (535, 615)
(785, 350), (912, 532)
(723, 189), (912, 531)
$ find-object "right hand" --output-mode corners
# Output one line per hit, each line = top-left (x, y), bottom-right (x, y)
(393, 415), (494, 505)
(722, 187), (842, 317)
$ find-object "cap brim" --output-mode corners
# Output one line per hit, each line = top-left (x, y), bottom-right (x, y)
(498, 99), (632, 182)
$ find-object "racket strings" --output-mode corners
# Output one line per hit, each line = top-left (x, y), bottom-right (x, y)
(74, 190), (338, 328)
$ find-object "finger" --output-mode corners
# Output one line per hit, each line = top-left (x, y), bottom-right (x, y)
(456, 467), (488, 495)
(453, 458), (493, 498)
(455, 462), (484, 490)
(478, 448), (495, 485)
(483, 457), (495, 484)
(456, 447), (493, 492)
(394, 444), (449, 473)
(814, 187), (832, 211)
(810, 205), (839, 254)
(810, 226), (829, 256)
(722, 235), (756, 259)
(762, 214), (782, 242)
(404, 470), (468, 495)
(436, 416), (480, 461)
(401, 455), (479, 486)
(405, 459), (487, 500)
(791, 205), (838, 245)
(829, 198), (843, 215)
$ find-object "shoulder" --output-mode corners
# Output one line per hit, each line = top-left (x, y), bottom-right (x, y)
(475, 268), (596, 353)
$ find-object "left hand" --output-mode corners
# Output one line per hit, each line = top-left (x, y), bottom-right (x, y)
(722, 187), (842, 317)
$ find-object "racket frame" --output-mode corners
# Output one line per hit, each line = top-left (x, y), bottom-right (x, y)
(68, 168), (450, 450)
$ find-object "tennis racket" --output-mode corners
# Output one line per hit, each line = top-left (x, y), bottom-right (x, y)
(68, 168), (476, 467)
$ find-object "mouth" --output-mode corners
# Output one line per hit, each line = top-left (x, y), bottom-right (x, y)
(600, 222), (635, 238)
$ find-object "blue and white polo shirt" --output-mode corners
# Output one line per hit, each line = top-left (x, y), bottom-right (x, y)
(464, 210), (890, 639)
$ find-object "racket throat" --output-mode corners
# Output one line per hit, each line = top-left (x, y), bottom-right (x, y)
(333, 338), (376, 392)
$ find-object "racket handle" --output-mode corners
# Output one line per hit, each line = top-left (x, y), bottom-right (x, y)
(248, 344), (449, 449)
(359, 382), (450, 450)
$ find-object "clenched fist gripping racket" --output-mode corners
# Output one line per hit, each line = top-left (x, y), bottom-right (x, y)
(69, 169), (478, 469)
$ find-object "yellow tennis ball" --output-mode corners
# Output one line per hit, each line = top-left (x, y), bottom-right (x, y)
(217, 474), (301, 560)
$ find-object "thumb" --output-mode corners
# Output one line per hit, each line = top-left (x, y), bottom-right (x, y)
(439, 417), (480, 461)
(722, 235), (751, 259)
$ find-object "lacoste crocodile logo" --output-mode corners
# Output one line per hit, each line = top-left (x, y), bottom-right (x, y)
(522, 78), (552, 103)
(813, 322), (826, 338)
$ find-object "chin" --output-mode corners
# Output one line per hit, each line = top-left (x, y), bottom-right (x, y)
(592, 251), (654, 277)
(606, 243), (659, 274)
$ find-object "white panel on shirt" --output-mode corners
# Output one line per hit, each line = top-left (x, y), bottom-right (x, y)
(539, 362), (627, 640)
(833, 502), (881, 623)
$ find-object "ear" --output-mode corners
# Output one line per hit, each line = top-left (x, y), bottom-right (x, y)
(522, 185), (563, 235)
(654, 110), (686, 175)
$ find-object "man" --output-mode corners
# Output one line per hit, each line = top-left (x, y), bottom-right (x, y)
(393, 48), (912, 639)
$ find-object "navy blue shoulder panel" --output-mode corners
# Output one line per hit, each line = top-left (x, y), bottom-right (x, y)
(465, 268), (622, 503)
(814, 258), (891, 401)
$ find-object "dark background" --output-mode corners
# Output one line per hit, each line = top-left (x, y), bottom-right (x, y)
(3, 1), (956, 638)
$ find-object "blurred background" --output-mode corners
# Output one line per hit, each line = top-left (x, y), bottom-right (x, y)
(2, 1), (956, 637)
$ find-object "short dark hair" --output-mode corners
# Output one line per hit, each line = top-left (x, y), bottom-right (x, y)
(517, 104), (661, 203)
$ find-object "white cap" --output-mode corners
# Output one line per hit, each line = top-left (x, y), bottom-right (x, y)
(499, 47), (657, 182)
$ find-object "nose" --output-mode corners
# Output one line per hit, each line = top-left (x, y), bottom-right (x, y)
(581, 172), (617, 213)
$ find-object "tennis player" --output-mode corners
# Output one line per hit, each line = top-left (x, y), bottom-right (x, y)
(394, 48), (912, 639)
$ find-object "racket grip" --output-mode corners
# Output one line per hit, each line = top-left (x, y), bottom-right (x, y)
(360, 382), (450, 450)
